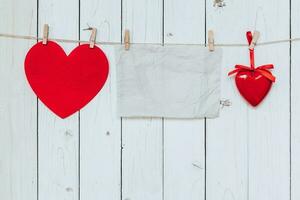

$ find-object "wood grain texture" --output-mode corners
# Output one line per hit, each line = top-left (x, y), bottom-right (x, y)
(122, 118), (163, 200)
(163, 120), (205, 200)
(79, 0), (121, 199)
(206, 1), (290, 200)
(292, 0), (299, 199)
(121, 0), (163, 199)
(163, 0), (206, 199)
(0, 0), (37, 200)
(164, 0), (205, 44)
(38, 0), (79, 199)
(0, 1), (295, 200)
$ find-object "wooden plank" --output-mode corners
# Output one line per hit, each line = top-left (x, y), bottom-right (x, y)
(122, 118), (163, 200)
(121, 0), (163, 200)
(38, 0), (79, 200)
(0, 0), (37, 199)
(164, 0), (204, 44)
(79, 0), (121, 199)
(163, 120), (205, 200)
(163, 0), (205, 199)
(206, 1), (290, 200)
(292, 0), (300, 199)
(206, 47), (248, 200)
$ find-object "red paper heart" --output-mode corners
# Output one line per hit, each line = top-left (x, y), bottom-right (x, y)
(235, 70), (272, 106)
(25, 41), (109, 118)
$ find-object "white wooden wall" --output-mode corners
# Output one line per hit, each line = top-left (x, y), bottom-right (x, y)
(0, 0), (294, 199)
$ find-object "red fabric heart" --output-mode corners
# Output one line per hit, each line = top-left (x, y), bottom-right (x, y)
(24, 41), (109, 118)
(235, 70), (272, 106)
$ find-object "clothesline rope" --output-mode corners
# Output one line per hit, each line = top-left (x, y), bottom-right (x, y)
(0, 33), (299, 47)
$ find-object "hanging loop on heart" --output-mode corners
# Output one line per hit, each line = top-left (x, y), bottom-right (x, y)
(247, 31), (255, 70)
(228, 31), (276, 82)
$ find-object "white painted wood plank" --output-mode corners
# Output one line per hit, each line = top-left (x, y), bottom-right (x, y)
(292, 1), (300, 199)
(206, 47), (249, 200)
(79, 0), (121, 199)
(38, 0), (79, 199)
(0, 0), (37, 199)
(163, 120), (205, 200)
(122, 118), (163, 200)
(122, 0), (162, 44)
(163, 0), (206, 200)
(121, 0), (163, 199)
(206, 1), (290, 200)
(164, 0), (205, 44)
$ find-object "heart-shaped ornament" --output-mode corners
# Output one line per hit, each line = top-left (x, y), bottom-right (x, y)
(235, 70), (272, 106)
(228, 31), (275, 107)
(25, 41), (109, 118)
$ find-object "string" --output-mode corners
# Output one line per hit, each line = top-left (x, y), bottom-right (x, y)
(0, 32), (299, 47)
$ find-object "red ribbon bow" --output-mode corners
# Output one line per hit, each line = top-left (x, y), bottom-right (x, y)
(228, 31), (276, 82)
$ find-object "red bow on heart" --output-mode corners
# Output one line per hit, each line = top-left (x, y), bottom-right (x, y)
(228, 31), (276, 106)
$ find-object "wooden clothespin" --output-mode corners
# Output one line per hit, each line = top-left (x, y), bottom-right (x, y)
(249, 31), (260, 50)
(89, 28), (97, 48)
(83, 26), (97, 48)
(124, 29), (130, 50)
(208, 30), (215, 51)
(42, 24), (49, 45)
